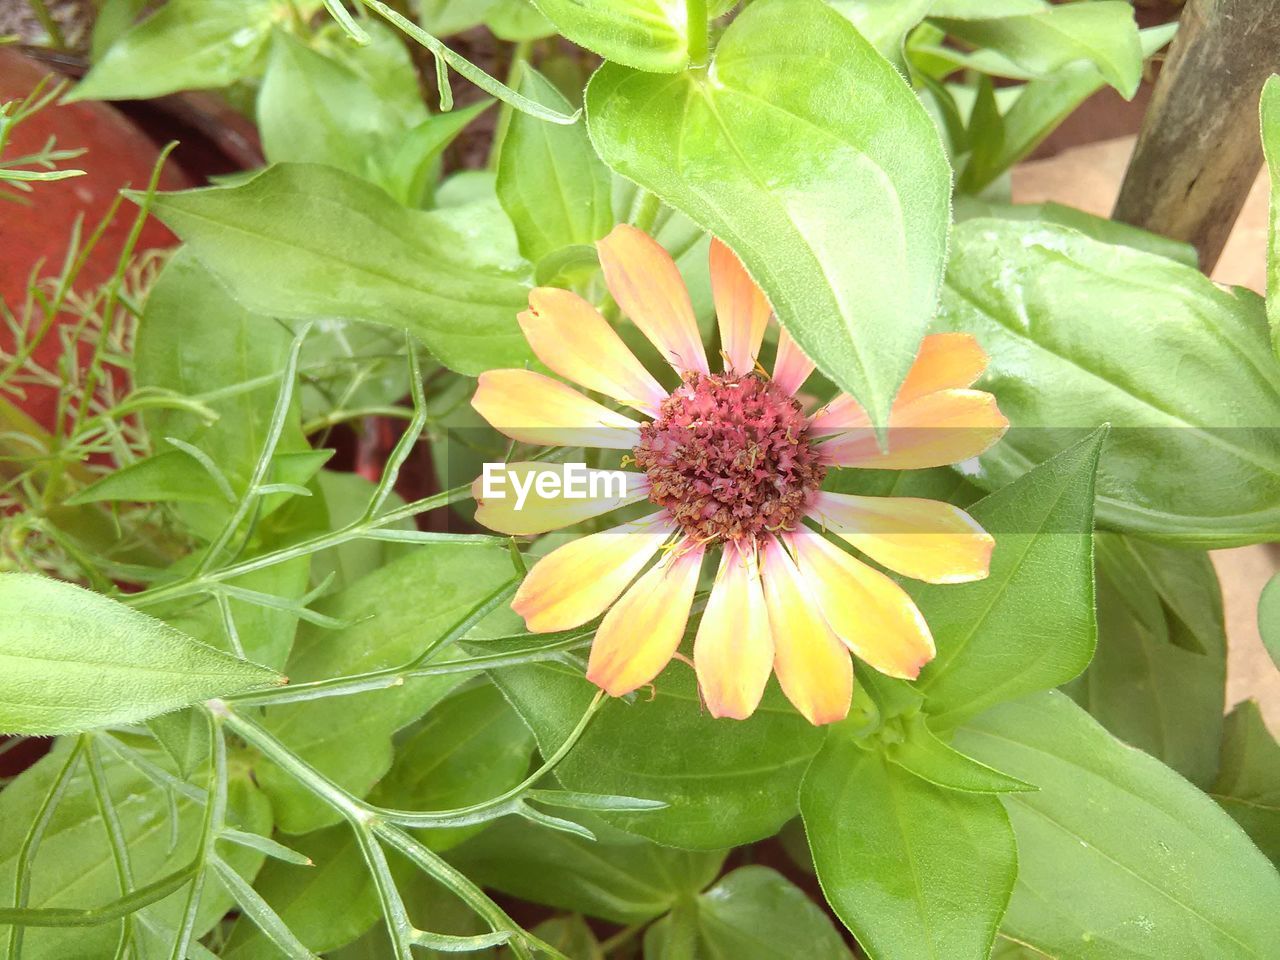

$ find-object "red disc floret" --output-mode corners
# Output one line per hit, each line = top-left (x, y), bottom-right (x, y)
(635, 372), (826, 545)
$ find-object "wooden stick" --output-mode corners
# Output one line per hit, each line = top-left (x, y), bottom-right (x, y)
(1113, 0), (1280, 272)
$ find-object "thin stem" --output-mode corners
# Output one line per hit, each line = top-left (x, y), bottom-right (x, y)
(24, 0), (66, 50)
(7, 740), (83, 960)
(352, 829), (414, 960)
(488, 39), (534, 171)
(686, 0), (709, 65)
(168, 715), (225, 960)
(87, 738), (136, 960)
(631, 190), (662, 235)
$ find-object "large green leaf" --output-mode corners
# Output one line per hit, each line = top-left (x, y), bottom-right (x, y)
(532, 0), (695, 72)
(957, 691), (1280, 958)
(0, 737), (270, 958)
(1066, 535), (1225, 787)
(1212, 700), (1280, 867)
(69, 0), (275, 101)
(930, 1), (1143, 98)
(643, 866), (853, 959)
(1264, 75), (1280, 352)
(913, 430), (1104, 728)
(367, 682), (536, 851)
(0, 574), (282, 735)
(451, 813), (724, 925)
(827, 0), (932, 64)
(255, 542), (513, 834)
(801, 736), (1017, 960)
(585, 0), (951, 430)
(939, 218), (1280, 546)
(497, 66), (613, 265)
(494, 662), (825, 849)
(145, 164), (533, 376)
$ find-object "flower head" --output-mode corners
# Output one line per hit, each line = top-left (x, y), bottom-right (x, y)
(471, 225), (1007, 725)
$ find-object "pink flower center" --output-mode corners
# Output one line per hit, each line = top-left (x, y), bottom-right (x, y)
(635, 372), (826, 545)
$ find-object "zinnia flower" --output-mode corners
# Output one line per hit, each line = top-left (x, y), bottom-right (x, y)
(471, 225), (1007, 724)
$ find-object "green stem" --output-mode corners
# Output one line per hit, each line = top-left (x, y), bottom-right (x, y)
(631, 189), (662, 235)
(488, 39), (534, 172)
(25, 0), (65, 51)
(686, 0), (709, 66)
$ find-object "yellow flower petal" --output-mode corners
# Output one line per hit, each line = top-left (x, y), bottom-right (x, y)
(710, 237), (770, 376)
(693, 543), (774, 720)
(772, 326), (816, 396)
(512, 515), (672, 632)
(597, 224), (709, 376)
(520, 288), (667, 414)
(472, 369), (641, 450)
(472, 462), (648, 536)
(819, 389), (1009, 469)
(587, 542), (705, 696)
(788, 528), (935, 680)
(759, 537), (852, 725)
(898, 332), (989, 404)
(810, 492), (994, 584)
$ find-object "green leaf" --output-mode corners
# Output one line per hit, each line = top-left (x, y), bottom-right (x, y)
(940, 218), (1280, 546)
(380, 100), (494, 207)
(0, 737), (271, 958)
(494, 662), (826, 849)
(931, 1), (1143, 98)
(1261, 572), (1280, 671)
(486, 0), (555, 42)
(801, 736), (1017, 960)
(65, 451), (230, 506)
(222, 827), (380, 959)
(887, 714), (1034, 794)
(586, 0), (951, 430)
(1265, 75), (1280, 354)
(255, 542), (514, 834)
(1066, 534), (1226, 787)
(257, 28), (407, 180)
(0, 574), (282, 735)
(367, 682), (536, 851)
(533, 0), (696, 72)
(959, 24), (1176, 192)
(1212, 700), (1280, 866)
(955, 194), (1196, 267)
(144, 164), (533, 377)
(644, 865), (853, 959)
(913, 429), (1105, 728)
(146, 707), (210, 778)
(498, 66), (613, 264)
(957, 691), (1280, 958)
(451, 813), (725, 924)
(503, 915), (599, 960)
(826, 0), (932, 66)
(70, 0), (275, 101)
(419, 0), (500, 35)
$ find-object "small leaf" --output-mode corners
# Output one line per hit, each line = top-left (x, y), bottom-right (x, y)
(533, 0), (697, 72)
(451, 813), (725, 925)
(0, 574), (282, 735)
(643, 866), (853, 959)
(914, 429), (1105, 727)
(70, 0), (276, 101)
(1212, 700), (1280, 866)
(1261, 573), (1280, 671)
(957, 691), (1280, 958)
(497, 66), (613, 264)
(586, 0), (952, 430)
(66, 451), (230, 506)
(887, 714), (1035, 793)
(931, 1), (1144, 98)
(801, 736), (1017, 960)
